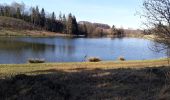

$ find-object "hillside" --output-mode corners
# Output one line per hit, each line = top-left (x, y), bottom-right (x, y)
(0, 16), (144, 37)
(0, 16), (37, 30)
(0, 16), (60, 36)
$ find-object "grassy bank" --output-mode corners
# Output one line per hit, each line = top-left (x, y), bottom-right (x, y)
(0, 27), (150, 38)
(0, 59), (170, 100)
(0, 29), (72, 37)
(0, 59), (169, 78)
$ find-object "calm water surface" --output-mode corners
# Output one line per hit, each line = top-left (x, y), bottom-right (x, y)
(0, 37), (167, 64)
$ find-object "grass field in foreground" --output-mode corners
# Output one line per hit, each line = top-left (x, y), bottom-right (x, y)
(0, 59), (170, 100)
(0, 58), (169, 78)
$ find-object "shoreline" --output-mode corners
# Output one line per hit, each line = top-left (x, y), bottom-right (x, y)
(0, 58), (169, 77)
(0, 29), (154, 39)
(0, 32), (155, 40)
(1, 58), (170, 99)
(0, 30), (72, 37)
(0, 58), (169, 65)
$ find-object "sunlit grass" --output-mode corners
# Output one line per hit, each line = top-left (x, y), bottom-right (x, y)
(0, 58), (170, 99)
(0, 58), (169, 78)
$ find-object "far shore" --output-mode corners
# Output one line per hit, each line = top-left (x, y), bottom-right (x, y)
(0, 29), (157, 39)
(0, 29), (74, 37)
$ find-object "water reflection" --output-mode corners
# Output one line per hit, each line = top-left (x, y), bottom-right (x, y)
(0, 37), (167, 64)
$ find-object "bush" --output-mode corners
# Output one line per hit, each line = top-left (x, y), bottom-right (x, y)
(28, 58), (45, 63)
(118, 57), (125, 61)
(88, 57), (101, 62)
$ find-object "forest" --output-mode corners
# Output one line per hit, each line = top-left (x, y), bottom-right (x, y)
(0, 2), (125, 37)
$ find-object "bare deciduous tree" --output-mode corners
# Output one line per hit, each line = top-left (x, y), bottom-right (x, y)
(142, 0), (170, 48)
(142, 0), (170, 61)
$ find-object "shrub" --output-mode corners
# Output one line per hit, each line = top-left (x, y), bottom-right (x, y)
(118, 57), (125, 61)
(88, 57), (101, 62)
(28, 58), (45, 63)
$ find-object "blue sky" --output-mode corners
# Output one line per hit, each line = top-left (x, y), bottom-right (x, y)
(0, 0), (143, 29)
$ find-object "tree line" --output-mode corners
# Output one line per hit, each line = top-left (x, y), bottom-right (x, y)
(0, 2), (79, 36)
(0, 2), (125, 37)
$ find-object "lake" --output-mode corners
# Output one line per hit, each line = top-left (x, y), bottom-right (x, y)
(0, 37), (167, 64)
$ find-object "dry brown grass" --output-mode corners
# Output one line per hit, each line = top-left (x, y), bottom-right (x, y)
(0, 59), (170, 100)
(0, 64), (170, 100)
(0, 58), (169, 78)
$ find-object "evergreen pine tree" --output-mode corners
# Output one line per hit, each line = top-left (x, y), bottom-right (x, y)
(72, 16), (78, 35)
(62, 14), (67, 33)
(51, 12), (56, 32)
(35, 6), (40, 25)
(66, 13), (73, 35)
(45, 18), (52, 31)
(40, 8), (45, 27)
(51, 12), (56, 21)
(66, 13), (78, 35)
